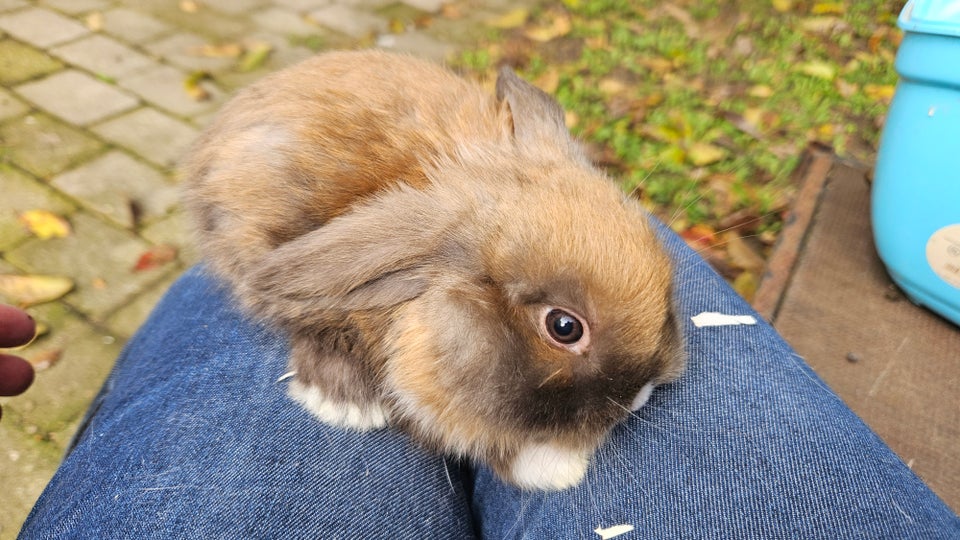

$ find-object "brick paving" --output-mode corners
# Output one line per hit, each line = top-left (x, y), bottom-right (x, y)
(0, 0), (520, 535)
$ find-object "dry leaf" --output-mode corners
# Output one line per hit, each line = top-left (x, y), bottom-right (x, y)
(85, 12), (103, 31)
(133, 245), (178, 272)
(191, 43), (243, 58)
(0, 275), (74, 307)
(748, 84), (774, 98)
(184, 71), (211, 101)
(28, 348), (62, 371)
(724, 233), (766, 272)
(179, 0), (198, 13)
(687, 142), (727, 166)
(864, 84), (895, 104)
(489, 8), (528, 29)
(771, 0), (793, 13)
(795, 61), (836, 80)
(238, 42), (273, 72)
(811, 2), (846, 15)
(733, 270), (760, 301)
(525, 12), (572, 42)
(17, 210), (71, 239)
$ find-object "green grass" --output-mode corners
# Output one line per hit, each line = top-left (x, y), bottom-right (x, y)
(455, 0), (900, 294)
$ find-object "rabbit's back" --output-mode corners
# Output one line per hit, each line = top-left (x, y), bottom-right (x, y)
(183, 50), (504, 281)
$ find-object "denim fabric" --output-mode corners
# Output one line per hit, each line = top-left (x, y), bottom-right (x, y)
(20, 224), (960, 539)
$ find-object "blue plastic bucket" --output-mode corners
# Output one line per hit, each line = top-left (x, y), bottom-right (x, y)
(872, 0), (960, 326)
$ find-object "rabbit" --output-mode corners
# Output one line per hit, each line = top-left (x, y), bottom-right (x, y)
(181, 49), (685, 491)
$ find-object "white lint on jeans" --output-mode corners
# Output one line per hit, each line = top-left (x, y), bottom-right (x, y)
(690, 312), (758, 328)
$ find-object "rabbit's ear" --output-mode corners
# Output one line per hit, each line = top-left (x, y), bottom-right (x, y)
(496, 67), (583, 160)
(249, 184), (469, 323)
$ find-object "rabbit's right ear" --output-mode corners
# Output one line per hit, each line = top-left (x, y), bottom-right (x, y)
(496, 67), (585, 161)
(247, 184), (474, 325)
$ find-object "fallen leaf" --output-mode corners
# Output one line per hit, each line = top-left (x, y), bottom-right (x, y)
(28, 348), (62, 371)
(489, 8), (528, 29)
(733, 270), (760, 300)
(687, 142), (727, 166)
(835, 79), (858, 98)
(748, 84), (774, 98)
(85, 12), (103, 31)
(864, 83), (895, 104)
(191, 42), (243, 58)
(598, 77), (627, 96)
(0, 275), (74, 307)
(724, 233), (766, 272)
(17, 210), (71, 239)
(238, 41), (273, 72)
(811, 2), (846, 15)
(800, 16), (846, 34)
(184, 71), (211, 101)
(525, 12), (572, 42)
(771, 0), (793, 13)
(133, 245), (178, 272)
(795, 61), (836, 80)
(179, 0), (198, 13)
(680, 224), (717, 249)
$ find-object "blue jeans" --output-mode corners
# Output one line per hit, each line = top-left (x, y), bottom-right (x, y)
(20, 224), (959, 539)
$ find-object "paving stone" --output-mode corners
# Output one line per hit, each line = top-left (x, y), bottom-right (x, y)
(15, 70), (139, 126)
(0, 419), (62, 539)
(0, 39), (64, 86)
(100, 7), (172, 44)
(105, 272), (181, 338)
(376, 31), (455, 62)
(5, 212), (178, 320)
(0, 0), (28, 12)
(399, 0), (446, 12)
(50, 34), (156, 79)
(0, 7), (89, 47)
(0, 163), (77, 250)
(272, 0), (331, 11)
(139, 3), (249, 41)
(308, 5), (388, 38)
(40, 0), (112, 15)
(0, 87), (28, 122)
(51, 151), (179, 229)
(202, 0), (266, 15)
(118, 64), (223, 118)
(144, 32), (238, 72)
(251, 6), (320, 36)
(92, 107), (199, 169)
(141, 211), (200, 265)
(0, 113), (104, 178)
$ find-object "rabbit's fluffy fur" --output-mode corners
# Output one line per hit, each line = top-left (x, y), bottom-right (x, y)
(183, 50), (685, 490)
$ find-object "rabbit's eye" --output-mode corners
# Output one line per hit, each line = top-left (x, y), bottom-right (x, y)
(544, 309), (584, 344)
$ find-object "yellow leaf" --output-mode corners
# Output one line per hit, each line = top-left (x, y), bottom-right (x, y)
(748, 84), (774, 98)
(795, 61), (836, 80)
(489, 8), (528, 29)
(238, 42), (273, 72)
(864, 83), (895, 104)
(184, 71), (211, 101)
(85, 12), (103, 31)
(191, 43), (243, 58)
(772, 0), (793, 13)
(179, 0), (198, 13)
(525, 13), (572, 42)
(811, 2), (846, 15)
(598, 77), (627, 95)
(733, 271), (760, 301)
(0, 275), (74, 307)
(687, 142), (727, 166)
(17, 210), (71, 239)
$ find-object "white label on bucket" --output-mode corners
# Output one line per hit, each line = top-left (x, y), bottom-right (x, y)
(927, 224), (960, 289)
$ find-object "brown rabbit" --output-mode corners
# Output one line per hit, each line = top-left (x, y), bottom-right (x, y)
(182, 49), (684, 490)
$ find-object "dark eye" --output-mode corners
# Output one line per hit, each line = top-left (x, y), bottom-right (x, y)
(545, 309), (584, 344)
